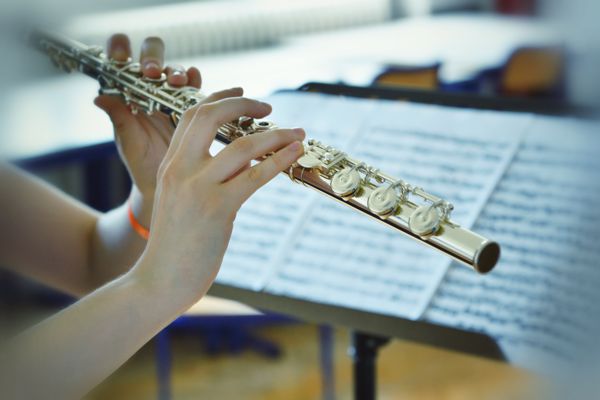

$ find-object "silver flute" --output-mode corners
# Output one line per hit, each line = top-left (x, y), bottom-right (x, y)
(31, 31), (500, 273)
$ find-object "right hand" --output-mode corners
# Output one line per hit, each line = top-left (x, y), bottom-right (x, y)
(133, 96), (305, 306)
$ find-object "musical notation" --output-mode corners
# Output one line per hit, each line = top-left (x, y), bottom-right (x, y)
(215, 91), (600, 374)
(215, 93), (378, 289)
(215, 176), (316, 290)
(424, 116), (600, 373)
(215, 92), (528, 319)
(266, 106), (527, 317)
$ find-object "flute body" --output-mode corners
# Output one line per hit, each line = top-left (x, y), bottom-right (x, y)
(31, 31), (500, 273)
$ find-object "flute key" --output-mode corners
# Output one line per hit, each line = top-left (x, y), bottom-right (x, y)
(409, 204), (443, 237)
(331, 167), (362, 198)
(367, 186), (399, 218)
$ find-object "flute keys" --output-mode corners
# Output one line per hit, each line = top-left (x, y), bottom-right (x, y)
(255, 120), (275, 131)
(238, 116), (254, 130)
(297, 153), (322, 169)
(126, 62), (141, 74)
(331, 168), (362, 198)
(409, 205), (442, 237)
(368, 186), (398, 217)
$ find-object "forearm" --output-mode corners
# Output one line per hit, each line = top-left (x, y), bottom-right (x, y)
(87, 186), (153, 291)
(0, 165), (156, 296)
(1, 264), (192, 400)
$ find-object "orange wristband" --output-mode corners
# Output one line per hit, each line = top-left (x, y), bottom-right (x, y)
(128, 199), (150, 240)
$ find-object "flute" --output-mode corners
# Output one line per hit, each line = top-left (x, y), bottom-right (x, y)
(30, 31), (500, 274)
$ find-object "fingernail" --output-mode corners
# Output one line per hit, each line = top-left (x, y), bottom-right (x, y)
(112, 48), (128, 61)
(144, 61), (160, 71)
(172, 69), (184, 77)
(260, 101), (271, 109)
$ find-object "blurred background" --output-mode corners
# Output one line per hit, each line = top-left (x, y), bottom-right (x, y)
(1, 0), (598, 399)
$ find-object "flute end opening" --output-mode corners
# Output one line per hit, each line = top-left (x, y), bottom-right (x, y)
(475, 241), (500, 274)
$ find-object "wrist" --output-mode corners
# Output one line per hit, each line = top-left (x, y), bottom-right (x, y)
(128, 252), (208, 311)
(118, 267), (194, 329)
(129, 186), (154, 228)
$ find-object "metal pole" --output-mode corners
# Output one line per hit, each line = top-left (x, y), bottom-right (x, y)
(319, 325), (335, 400)
(350, 332), (389, 400)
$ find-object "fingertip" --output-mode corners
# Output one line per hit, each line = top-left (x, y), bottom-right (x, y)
(143, 36), (165, 49)
(168, 74), (188, 87)
(234, 98), (272, 118)
(107, 33), (131, 62)
(94, 95), (130, 117)
(292, 128), (306, 140)
(140, 36), (165, 79)
(252, 106), (272, 120)
(187, 66), (202, 88)
(260, 101), (272, 113)
(94, 95), (112, 111)
(250, 101), (272, 119)
(142, 61), (163, 79)
(167, 65), (188, 87)
(109, 33), (129, 41)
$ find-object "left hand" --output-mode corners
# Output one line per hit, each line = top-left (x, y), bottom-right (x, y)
(135, 97), (305, 305)
(94, 34), (243, 222)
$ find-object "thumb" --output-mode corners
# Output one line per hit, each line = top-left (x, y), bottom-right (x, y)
(94, 95), (145, 160)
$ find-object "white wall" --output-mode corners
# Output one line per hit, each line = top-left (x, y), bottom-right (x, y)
(393, 0), (492, 17)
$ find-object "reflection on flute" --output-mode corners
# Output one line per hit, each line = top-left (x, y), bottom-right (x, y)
(30, 30), (500, 274)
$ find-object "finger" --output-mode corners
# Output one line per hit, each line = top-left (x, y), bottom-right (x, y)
(165, 64), (188, 87)
(168, 97), (272, 164)
(210, 128), (305, 182)
(94, 95), (139, 151)
(229, 141), (304, 204)
(228, 162), (251, 181)
(187, 67), (202, 89)
(202, 87), (243, 104)
(94, 95), (133, 130)
(140, 37), (165, 79)
(107, 33), (131, 62)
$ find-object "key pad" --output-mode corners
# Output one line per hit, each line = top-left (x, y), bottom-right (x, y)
(367, 186), (399, 217)
(409, 204), (442, 237)
(331, 168), (362, 198)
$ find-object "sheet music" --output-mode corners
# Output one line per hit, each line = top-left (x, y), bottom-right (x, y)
(215, 92), (378, 289)
(261, 94), (530, 319)
(424, 116), (600, 374)
(215, 175), (315, 290)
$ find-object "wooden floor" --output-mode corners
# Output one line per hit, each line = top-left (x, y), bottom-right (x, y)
(87, 323), (542, 400)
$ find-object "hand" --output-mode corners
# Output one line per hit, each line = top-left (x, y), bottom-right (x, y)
(94, 34), (243, 224)
(133, 97), (305, 306)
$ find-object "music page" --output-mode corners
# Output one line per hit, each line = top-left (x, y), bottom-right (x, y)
(423, 116), (600, 373)
(258, 93), (530, 319)
(215, 93), (378, 289)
